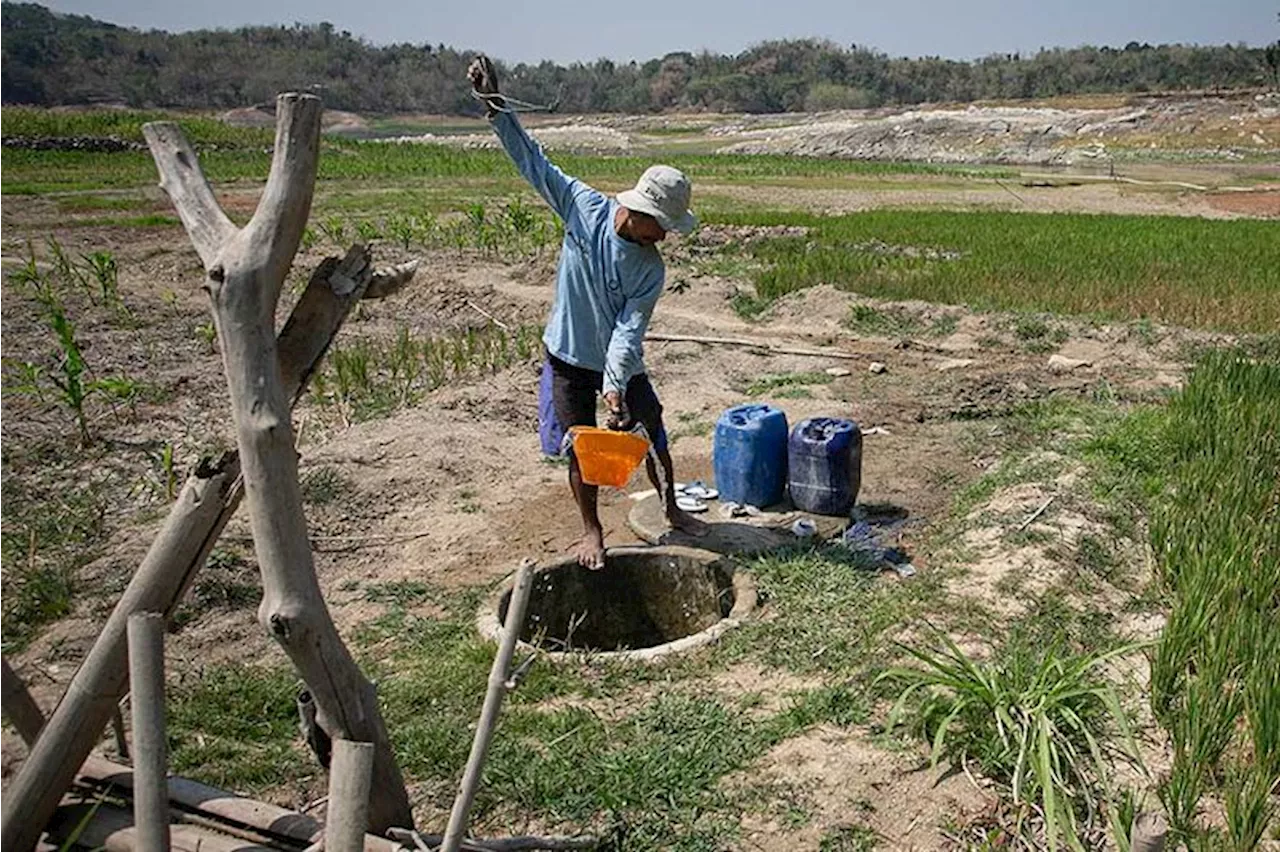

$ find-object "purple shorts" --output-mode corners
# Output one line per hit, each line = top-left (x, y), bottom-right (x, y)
(538, 355), (668, 457)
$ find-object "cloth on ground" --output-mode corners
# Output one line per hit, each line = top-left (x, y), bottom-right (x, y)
(839, 511), (911, 570)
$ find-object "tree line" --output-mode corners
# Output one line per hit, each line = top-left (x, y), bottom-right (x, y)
(3, 1), (1277, 114)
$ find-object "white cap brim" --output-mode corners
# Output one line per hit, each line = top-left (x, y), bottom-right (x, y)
(617, 190), (698, 235)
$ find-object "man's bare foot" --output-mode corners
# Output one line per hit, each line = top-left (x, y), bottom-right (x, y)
(576, 528), (606, 570)
(667, 505), (710, 537)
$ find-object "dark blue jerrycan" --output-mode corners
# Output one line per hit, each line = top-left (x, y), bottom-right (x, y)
(788, 417), (863, 516)
(713, 404), (789, 508)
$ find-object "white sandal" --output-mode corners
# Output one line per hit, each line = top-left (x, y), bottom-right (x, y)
(675, 495), (708, 513)
(677, 480), (719, 501)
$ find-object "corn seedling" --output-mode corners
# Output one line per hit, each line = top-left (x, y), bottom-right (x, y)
(317, 215), (348, 246)
(81, 249), (128, 316)
(14, 251), (146, 441)
(45, 236), (88, 296)
(146, 442), (179, 501)
(194, 322), (218, 353)
(160, 288), (181, 314)
(317, 324), (541, 423)
(465, 202), (499, 255)
(386, 213), (418, 250)
(878, 626), (1145, 852)
(388, 326), (423, 405)
(300, 226), (319, 252)
(355, 219), (383, 243)
(3, 358), (46, 401)
(46, 301), (92, 443)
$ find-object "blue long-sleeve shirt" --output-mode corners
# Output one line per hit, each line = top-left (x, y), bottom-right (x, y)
(489, 111), (664, 395)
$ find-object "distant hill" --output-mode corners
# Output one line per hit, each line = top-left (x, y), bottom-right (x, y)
(2, 2), (1275, 114)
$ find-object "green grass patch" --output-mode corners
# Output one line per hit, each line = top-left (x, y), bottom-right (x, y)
(0, 463), (107, 652)
(299, 465), (353, 506)
(742, 371), (833, 397)
(1, 106), (273, 148)
(168, 663), (313, 792)
(716, 209), (1280, 333)
(1, 133), (1006, 196)
(54, 194), (153, 212)
(845, 304), (924, 337)
(720, 546), (943, 676)
(69, 214), (182, 228)
(820, 824), (879, 851)
(162, 542), (943, 846)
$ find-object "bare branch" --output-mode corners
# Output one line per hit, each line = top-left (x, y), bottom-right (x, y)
(277, 245), (373, 405)
(141, 122), (237, 267)
(387, 828), (601, 851)
(245, 93), (324, 291)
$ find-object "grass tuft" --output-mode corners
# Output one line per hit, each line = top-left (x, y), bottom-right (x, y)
(879, 626), (1144, 852)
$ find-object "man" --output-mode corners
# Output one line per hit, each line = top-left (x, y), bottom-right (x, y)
(468, 55), (706, 569)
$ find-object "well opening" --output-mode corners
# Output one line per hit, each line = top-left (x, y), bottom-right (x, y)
(484, 546), (756, 660)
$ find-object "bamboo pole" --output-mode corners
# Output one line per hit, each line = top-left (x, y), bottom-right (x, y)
(1, 655), (45, 745)
(440, 562), (536, 852)
(644, 332), (861, 360)
(325, 740), (375, 852)
(127, 613), (170, 852)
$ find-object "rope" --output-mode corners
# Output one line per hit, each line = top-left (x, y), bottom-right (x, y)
(471, 89), (560, 114)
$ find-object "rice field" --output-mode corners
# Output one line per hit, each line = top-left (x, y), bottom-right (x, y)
(720, 209), (1280, 333)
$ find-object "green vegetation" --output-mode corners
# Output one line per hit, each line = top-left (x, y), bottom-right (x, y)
(328, 196), (560, 258)
(312, 324), (543, 423)
(166, 546), (924, 848)
(717, 210), (1280, 332)
(880, 628), (1142, 851)
(168, 663), (312, 790)
(2, 3), (1270, 112)
(845, 304), (925, 337)
(3, 245), (140, 443)
(0, 471), (106, 651)
(0, 105), (272, 147)
(743, 371), (833, 398)
(1140, 353), (1277, 848)
(171, 548), (261, 631)
(299, 465), (353, 506)
(1083, 348), (1280, 849)
(819, 825), (879, 851)
(0, 131), (993, 195)
(719, 546), (942, 677)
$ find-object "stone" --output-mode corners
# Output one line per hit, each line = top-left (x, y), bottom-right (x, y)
(936, 358), (976, 371)
(1047, 354), (1091, 373)
(825, 366), (852, 377)
(868, 361), (888, 374)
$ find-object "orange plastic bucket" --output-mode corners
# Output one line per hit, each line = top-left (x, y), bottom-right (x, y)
(568, 427), (651, 487)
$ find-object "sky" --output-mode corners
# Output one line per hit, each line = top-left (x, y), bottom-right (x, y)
(36, 0), (1279, 65)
